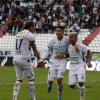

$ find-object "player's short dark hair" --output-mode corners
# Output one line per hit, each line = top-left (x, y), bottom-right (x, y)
(56, 26), (65, 30)
(24, 21), (34, 29)
(56, 22), (66, 30)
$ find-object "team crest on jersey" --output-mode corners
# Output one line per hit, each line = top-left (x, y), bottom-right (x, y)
(72, 49), (75, 53)
(59, 45), (62, 48)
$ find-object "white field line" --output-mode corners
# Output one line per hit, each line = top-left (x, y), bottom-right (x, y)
(0, 81), (100, 85)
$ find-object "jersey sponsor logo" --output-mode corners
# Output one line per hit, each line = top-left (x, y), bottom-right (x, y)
(70, 57), (79, 61)
(70, 62), (79, 65)
(56, 52), (65, 56)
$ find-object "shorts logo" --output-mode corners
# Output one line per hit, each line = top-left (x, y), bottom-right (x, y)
(82, 75), (84, 79)
(61, 72), (65, 76)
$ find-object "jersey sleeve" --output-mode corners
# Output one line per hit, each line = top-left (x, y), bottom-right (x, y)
(80, 44), (89, 54)
(76, 37), (82, 45)
(47, 38), (53, 49)
(28, 33), (35, 41)
(27, 32), (35, 43)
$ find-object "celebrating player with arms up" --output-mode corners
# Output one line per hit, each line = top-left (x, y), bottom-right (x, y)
(12, 22), (45, 100)
(67, 32), (92, 100)
(42, 24), (80, 100)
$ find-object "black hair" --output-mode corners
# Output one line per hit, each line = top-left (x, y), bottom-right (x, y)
(56, 22), (65, 30)
(24, 22), (34, 29)
(56, 26), (65, 30)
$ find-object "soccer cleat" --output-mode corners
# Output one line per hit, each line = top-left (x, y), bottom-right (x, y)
(47, 85), (52, 93)
(58, 97), (62, 100)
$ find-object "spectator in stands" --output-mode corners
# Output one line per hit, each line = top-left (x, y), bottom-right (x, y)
(7, 22), (13, 35)
(2, 24), (6, 35)
(0, 13), (3, 25)
(1, 0), (100, 35)
(69, 23), (80, 34)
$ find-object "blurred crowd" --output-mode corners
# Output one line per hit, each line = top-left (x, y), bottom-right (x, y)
(0, 0), (100, 35)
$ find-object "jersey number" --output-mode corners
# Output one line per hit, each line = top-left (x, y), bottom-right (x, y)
(16, 39), (23, 50)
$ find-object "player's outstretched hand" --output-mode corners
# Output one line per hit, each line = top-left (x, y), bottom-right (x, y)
(87, 62), (92, 68)
(74, 44), (80, 53)
(40, 62), (46, 70)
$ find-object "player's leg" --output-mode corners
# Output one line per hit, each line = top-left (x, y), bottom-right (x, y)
(78, 66), (86, 100)
(57, 78), (63, 100)
(47, 68), (56, 93)
(69, 70), (77, 89)
(12, 80), (22, 100)
(78, 82), (85, 100)
(57, 68), (66, 100)
(12, 62), (23, 100)
(28, 79), (36, 100)
(24, 63), (36, 100)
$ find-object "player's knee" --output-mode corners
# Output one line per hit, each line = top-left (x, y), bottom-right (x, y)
(57, 78), (62, 84)
(48, 80), (53, 85)
(69, 85), (75, 89)
(78, 82), (84, 87)
(17, 80), (23, 83)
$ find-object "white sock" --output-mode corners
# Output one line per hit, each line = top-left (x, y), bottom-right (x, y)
(79, 86), (85, 100)
(57, 83), (63, 98)
(74, 83), (80, 89)
(13, 81), (21, 99)
(28, 81), (36, 100)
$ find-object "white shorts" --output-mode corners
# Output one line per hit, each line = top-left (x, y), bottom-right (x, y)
(13, 61), (34, 80)
(69, 66), (86, 85)
(48, 64), (66, 81)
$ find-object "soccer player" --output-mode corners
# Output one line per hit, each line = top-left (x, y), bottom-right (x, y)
(41, 25), (80, 100)
(12, 22), (45, 100)
(67, 32), (92, 100)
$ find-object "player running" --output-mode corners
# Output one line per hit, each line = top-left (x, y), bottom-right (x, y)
(42, 24), (80, 100)
(67, 32), (92, 100)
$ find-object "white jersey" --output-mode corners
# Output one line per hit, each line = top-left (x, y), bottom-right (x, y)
(13, 29), (35, 62)
(68, 43), (89, 70)
(48, 35), (69, 67)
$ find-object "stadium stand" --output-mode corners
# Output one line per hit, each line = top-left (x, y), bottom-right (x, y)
(0, 0), (100, 53)
(0, 28), (100, 53)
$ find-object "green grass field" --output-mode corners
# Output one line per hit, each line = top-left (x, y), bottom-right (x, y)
(0, 66), (100, 100)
